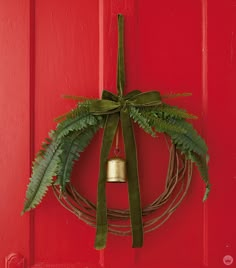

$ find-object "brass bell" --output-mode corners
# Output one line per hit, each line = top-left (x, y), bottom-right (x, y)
(106, 157), (127, 183)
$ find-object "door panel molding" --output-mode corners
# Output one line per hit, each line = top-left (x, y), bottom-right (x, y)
(5, 253), (25, 268)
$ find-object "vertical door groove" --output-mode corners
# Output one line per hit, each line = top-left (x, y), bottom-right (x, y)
(201, 0), (209, 266)
(29, 0), (36, 266)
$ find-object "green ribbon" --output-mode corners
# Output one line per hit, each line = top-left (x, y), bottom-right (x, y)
(90, 90), (162, 115)
(93, 14), (162, 249)
(93, 89), (161, 250)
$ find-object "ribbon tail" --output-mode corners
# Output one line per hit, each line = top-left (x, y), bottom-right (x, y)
(120, 109), (143, 247)
(95, 113), (120, 250)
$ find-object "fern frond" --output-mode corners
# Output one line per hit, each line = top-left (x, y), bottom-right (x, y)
(165, 119), (210, 199)
(132, 106), (207, 156)
(161, 92), (192, 98)
(139, 104), (197, 120)
(55, 113), (102, 140)
(34, 131), (55, 168)
(167, 120), (208, 156)
(147, 113), (187, 134)
(187, 152), (210, 201)
(22, 112), (103, 213)
(134, 106), (209, 199)
(22, 141), (62, 213)
(58, 124), (100, 191)
(156, 104), (197, 120)
(129, 106), (155, 137)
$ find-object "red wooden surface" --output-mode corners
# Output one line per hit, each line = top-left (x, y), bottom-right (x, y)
(1, 0), (236, 267)
(0, 1), (30, 267)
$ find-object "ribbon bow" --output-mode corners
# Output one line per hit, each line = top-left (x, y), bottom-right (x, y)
(92, 15), (162, 250)
(90, 89), (162, 115)
(92, 89), (162, 250)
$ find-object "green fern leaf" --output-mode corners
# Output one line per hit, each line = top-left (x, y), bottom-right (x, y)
(161, 92), (192, 98)
(155, 104), (197, 120)
(150, 114), (187, 134)
(33, 131), (55, 169)
(133, 108), (187, 135)
(167, 121), (208, 156)
(134, 106), (209, 199)
(58, 125), (100, 191)
(22, 141), (62, 213)
(129, 106), (155, 137)
(139, 104), (197, 120)
(187, 152), (210, 201)
(55, 113), (102, 140)
(132, 106), (207, 156)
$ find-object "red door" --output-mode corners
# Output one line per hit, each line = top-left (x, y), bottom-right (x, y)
(1, 0), (236, 267)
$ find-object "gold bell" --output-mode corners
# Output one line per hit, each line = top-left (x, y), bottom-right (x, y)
(106, 157), (127, 183)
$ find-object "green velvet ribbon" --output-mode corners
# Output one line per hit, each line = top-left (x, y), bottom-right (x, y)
(93, 14), (162, 249)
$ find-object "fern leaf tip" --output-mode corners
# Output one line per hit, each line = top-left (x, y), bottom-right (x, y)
(203, 184), (211, 202)
(21, 204), (31, 215)
(21, 210), (25, 216)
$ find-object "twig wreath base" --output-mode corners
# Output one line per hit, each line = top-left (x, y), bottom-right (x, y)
(52, 143), (193, 236)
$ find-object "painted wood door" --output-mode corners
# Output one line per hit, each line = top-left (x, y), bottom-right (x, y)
(1, 0), (236, 267)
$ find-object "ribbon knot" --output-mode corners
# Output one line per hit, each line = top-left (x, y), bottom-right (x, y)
(89, 89), (162, 115)
(119, 99), (127, 111)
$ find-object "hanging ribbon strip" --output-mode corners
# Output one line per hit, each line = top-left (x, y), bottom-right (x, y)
(93, 15), (162, 249)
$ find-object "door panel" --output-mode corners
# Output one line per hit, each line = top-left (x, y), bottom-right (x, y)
(33, 0), (100, 266)
(208, 1), (236, 266)
(0, 1), (30, 268)
(1, 0), (236, 267)
(101, 1), (203, 267)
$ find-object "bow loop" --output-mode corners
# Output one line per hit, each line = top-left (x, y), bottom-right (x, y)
(128, 91), (162, 106)
(102, 90), (119, 101)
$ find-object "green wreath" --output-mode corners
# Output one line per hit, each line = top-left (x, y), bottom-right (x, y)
(22, 14), (210, 250)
